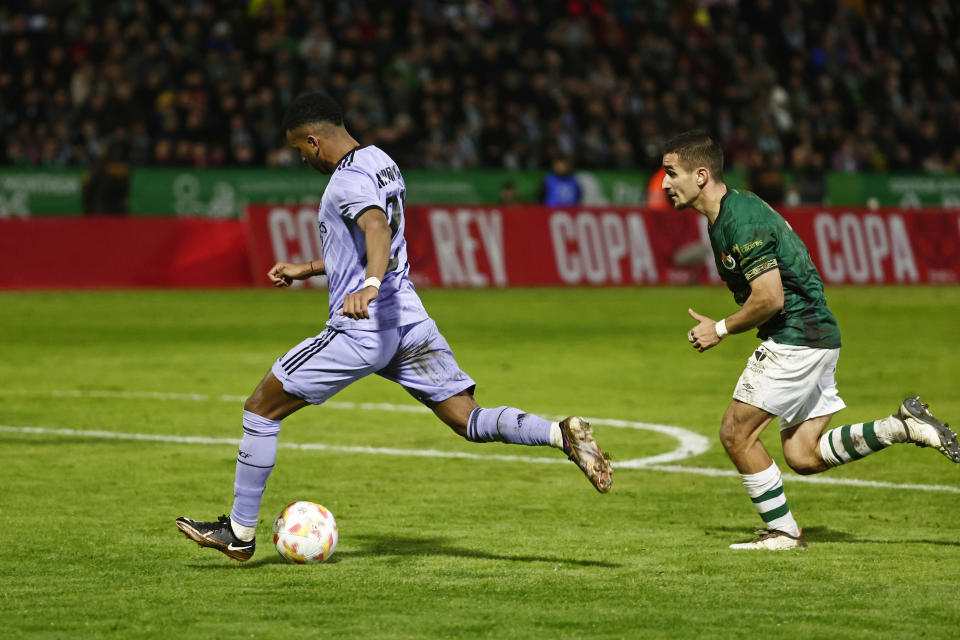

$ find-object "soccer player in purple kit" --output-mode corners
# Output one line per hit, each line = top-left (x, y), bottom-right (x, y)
(176, 93), (613, 562)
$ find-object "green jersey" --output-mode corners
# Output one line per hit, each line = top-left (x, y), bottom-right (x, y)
(708, 189), (841, 349)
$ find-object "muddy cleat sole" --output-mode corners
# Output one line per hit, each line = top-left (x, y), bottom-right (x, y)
(729, 528), (808, 550)
(176, 514), (255, 562)
(897, 396), (960, 463)
(560, 416), (613, 493)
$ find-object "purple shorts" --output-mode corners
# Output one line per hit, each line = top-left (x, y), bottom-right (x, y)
(271, 318), (476, 406)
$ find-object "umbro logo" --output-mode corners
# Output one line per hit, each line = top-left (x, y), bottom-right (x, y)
(754, 350), (767, 361)
(741, 383), (754, 391)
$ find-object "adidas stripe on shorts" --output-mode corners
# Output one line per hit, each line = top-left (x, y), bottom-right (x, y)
(271, 317), (476, 406)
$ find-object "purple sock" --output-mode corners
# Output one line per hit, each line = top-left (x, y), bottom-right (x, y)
(467, 406), (553, 446)
(230, 410), (281, 527)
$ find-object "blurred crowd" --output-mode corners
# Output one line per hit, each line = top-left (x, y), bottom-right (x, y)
(2, 0), (960, 195)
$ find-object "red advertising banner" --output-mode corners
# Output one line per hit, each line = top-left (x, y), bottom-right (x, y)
(244, 205), (328, 288)
(786, 207), (960, 285)
(1, 206), (956, 290)
(245, 205), (960, 287)
(0, 217), (251, 289)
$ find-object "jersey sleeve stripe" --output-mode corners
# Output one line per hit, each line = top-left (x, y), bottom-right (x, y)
(745, 258), (779, 281)
(350, 204), (385, 221)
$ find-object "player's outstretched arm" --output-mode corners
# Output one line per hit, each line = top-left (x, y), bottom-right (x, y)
(339, 208), (391, 319)
(687, 269), (784, 352)
(267, 260), (324, 287)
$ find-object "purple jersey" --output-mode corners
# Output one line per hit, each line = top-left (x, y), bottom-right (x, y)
(319, 145), (428, 331)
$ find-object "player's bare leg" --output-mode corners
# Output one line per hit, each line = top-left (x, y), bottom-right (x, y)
(720, 400), (777, 474)
(781, 414), (834, 475)
(721, 400), (806, 550)
(788, 397), (960, 472)
(430, 391), (613, 493)
(244, 370), (310, 420)
(176, 370), (307, 562)
(429, 390), (477, 438)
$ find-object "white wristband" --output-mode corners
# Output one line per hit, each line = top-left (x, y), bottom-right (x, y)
(363, 276), (381, 291)
(715, 318), (728, 339)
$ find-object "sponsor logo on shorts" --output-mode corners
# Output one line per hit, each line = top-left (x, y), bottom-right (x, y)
(735, 383), (756, 400)
(746, 351), (767, 374)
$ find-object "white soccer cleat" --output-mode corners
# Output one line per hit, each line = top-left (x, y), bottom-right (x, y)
(897, 396), (960, 463)
(729, 529), (807, 550)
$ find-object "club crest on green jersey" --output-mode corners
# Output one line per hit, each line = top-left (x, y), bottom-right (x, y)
(721, 251), (737, 270)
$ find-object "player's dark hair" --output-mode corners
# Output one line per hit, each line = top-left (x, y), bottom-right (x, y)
(281, 92), (344, 132)
(662, 130), (724, 180)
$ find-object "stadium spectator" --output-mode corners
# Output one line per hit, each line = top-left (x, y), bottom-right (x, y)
(539, 155), (582, 206)
(0, 0), (957, 176)
(81, 140), (130, 215)
(499, 180), (520, 205)
(747, 149), (786, 206)
(646, 167), (671, 212)
(792, 146), (828, 205)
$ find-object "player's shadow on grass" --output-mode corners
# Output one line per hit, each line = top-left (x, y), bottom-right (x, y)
(706, 525), (859, 543)
(802, 526), (960, 547)
(339, 534), (622, 567)
(708, 525), (960, 547)
(189, 534), (621, 569)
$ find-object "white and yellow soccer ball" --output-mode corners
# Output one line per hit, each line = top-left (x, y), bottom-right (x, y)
(273, 501), (338, 564)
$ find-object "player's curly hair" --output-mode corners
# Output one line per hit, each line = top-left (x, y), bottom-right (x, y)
(662, 130), (724, 180)
(281, 92), (344, 132)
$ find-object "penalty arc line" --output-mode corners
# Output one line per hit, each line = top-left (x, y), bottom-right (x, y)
(0, 388), (712, 467)
(1, 389), (959, 494)
(1, 424), (957, 494)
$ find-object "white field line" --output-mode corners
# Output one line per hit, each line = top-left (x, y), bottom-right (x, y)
(1, 389), (958, 494)
(0, 424), (567, 465)
(1, 424), (957, 494)
(0, 388), (711, 466)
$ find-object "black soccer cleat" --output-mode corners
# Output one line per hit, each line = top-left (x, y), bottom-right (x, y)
(175, 514), (256, 562)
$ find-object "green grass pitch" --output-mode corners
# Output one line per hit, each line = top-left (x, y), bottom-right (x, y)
(1, 286), (958, 638)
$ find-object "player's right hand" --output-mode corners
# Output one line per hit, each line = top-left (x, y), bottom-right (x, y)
(687, 308), (722, 352)
(267, 261), (314, 287)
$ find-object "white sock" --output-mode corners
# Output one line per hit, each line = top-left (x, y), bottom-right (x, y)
(549, 422), (563, 449)
(873, 415), (909, 444)
(231, 519), (256, 541)
(818, 416), (904, 467)
(740, 461), (801, 537)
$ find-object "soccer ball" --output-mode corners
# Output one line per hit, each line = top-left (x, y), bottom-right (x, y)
(273, 501), (338, 564)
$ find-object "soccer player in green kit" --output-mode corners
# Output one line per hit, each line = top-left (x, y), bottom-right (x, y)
(661, 131), (959, 550)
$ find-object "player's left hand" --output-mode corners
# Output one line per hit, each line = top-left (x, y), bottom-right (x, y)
(338, 285), (379, 320)
(687, 308), (722, 353)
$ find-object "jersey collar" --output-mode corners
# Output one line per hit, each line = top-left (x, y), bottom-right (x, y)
(715, 188), (735, 225)
(333, 145), (361, 173)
